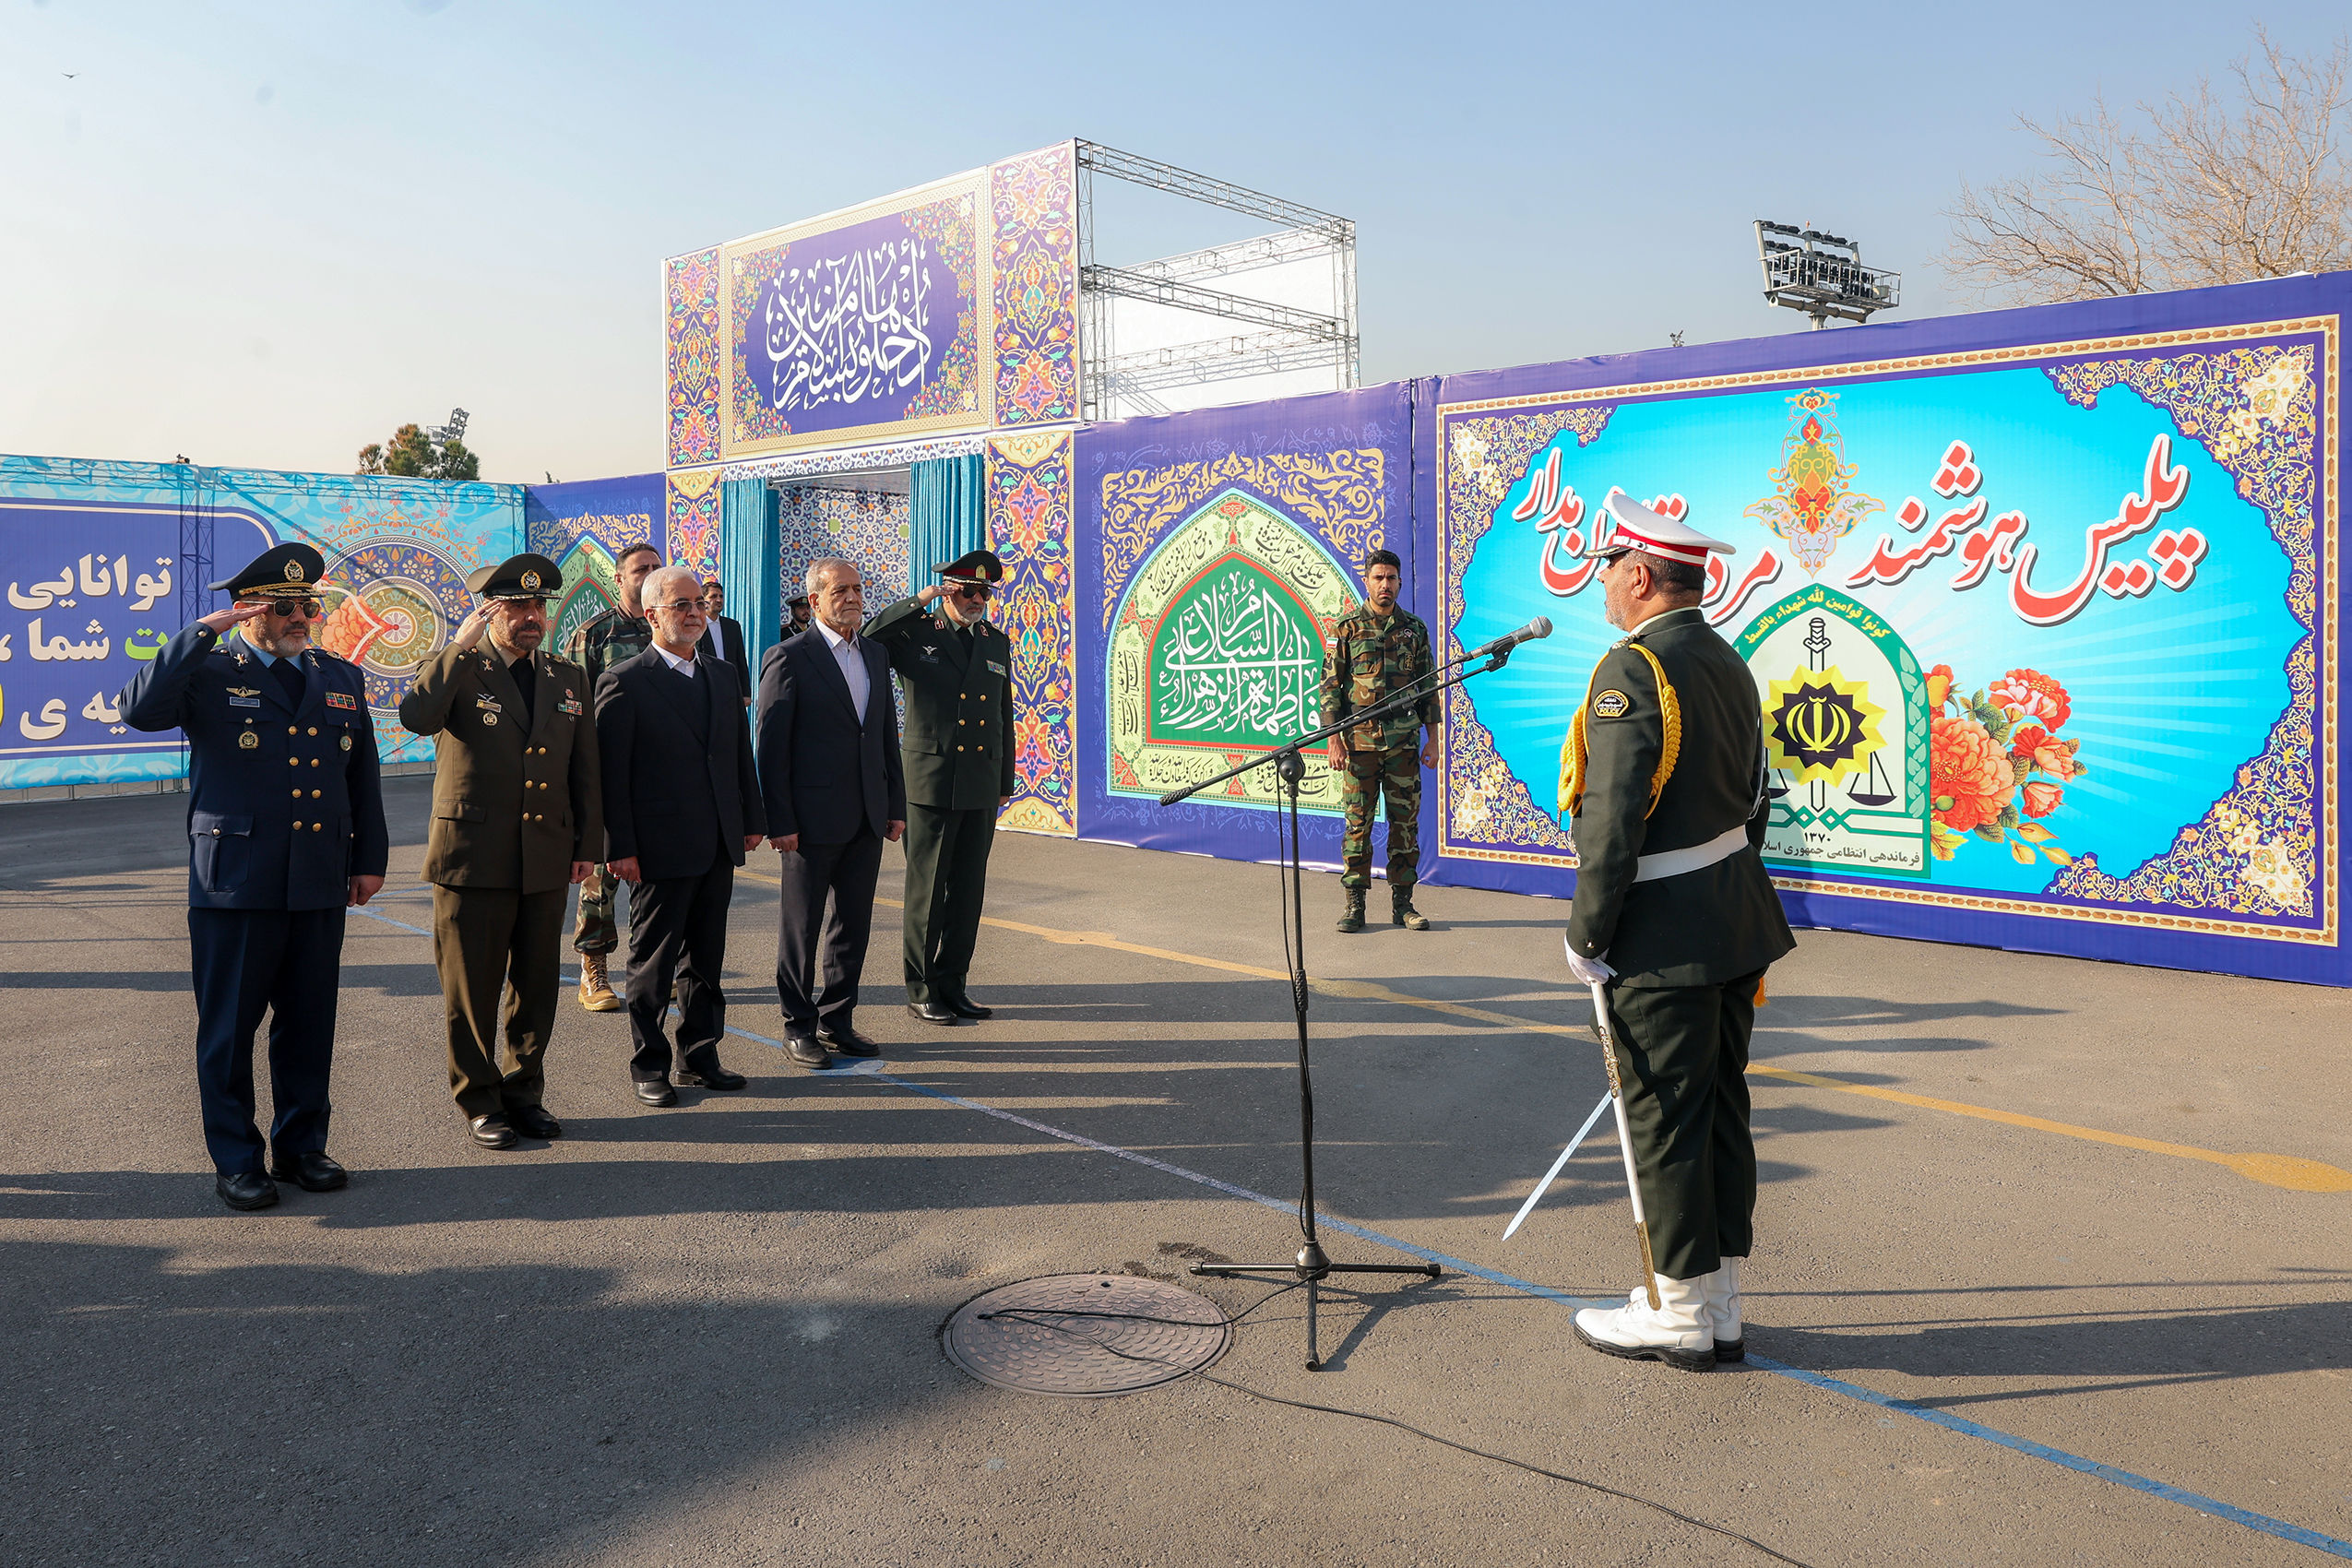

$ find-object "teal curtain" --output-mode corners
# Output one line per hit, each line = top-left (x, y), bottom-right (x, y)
(909, 455), (986, 586)
(719, 478), (780, 671)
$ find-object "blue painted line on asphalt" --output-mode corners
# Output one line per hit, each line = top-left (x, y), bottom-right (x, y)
(1750, 1357), (2352, 1560)
(346, 905), (2352, 1559)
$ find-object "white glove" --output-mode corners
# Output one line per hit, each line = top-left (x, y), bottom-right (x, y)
(1562, 934), (1615, 987)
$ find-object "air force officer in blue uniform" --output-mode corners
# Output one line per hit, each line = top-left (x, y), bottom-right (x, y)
(118, 542), (390, 1211)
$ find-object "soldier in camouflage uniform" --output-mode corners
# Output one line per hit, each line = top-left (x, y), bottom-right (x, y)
(562, 542), (661, 1011)
(1319, 549), (1442, 932)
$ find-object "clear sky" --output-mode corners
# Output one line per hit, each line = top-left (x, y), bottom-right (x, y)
(4, 1), (2340, 482)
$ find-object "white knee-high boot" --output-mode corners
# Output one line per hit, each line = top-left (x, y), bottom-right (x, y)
(1572, 1273), (1714, 1372)
(1703, 1256), (1745, 1361)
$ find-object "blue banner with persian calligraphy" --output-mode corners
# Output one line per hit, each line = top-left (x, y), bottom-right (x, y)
(0, 455), (522, 789)
(1432, 275), (2346, 983)
(720, 173), (990, 457)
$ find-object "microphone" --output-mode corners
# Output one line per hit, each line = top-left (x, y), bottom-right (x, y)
(1466, 616), (1553, 659)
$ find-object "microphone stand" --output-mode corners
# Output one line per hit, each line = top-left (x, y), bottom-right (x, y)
(1157, 644), (1526, 1369)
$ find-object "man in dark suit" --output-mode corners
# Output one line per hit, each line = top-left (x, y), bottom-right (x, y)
(594, 565), (766, 1106)
(698, 575), (753, 709)
(398, 552), (601, 1151)
(116, 541), (389, 1210)
(755, 558), (905, 1067)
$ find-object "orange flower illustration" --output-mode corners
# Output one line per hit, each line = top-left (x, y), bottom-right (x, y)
(2021, 779), (2064, 818)
(1925, 663), (1954, 712)
(1930, 712), (2014, 833)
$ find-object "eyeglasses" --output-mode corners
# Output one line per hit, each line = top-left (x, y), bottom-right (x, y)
(654, 597), (711, 614)
(247, 597), (323, 618)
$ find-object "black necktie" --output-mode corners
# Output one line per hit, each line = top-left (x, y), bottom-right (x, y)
(269, 659), (303, 707)
(509, 654), (536, 729)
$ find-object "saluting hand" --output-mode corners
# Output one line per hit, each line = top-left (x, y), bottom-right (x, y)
(448, 601), (495, 653)
(196, 601), (270, 634)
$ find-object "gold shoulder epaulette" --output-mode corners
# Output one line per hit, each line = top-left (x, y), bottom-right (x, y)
(1558, 645), (1682, 818)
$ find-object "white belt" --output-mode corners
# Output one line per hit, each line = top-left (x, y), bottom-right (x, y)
(1633, 825), (1750, 884)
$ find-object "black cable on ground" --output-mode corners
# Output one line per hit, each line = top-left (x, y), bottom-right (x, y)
(979, 1297), (1812, 1568)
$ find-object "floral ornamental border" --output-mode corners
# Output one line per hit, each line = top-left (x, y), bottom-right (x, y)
(1098, 448), (1386, 631)
(1436, 408), (1613, 859)
(664, 247), (721, 469)
(1426, 315), (2341, 943)
(989, 430), (1078, 837)
(2041, 341), (2332, 933)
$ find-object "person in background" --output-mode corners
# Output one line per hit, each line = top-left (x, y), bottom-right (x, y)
(1319, 548), (1441, 934)
(786, 594), (813, 636)
(594, 565), (766, 1107)
(116, 542), (388, 1211)
(398, 552), (600, 1152)
(564, 542), (661, 1013)
(698, 575), (753, 709)
(756, 558), (905, 1068)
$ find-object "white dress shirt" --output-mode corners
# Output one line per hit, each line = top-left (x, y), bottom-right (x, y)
(655, 644), (697, 677)
(816, 618), (872, 723)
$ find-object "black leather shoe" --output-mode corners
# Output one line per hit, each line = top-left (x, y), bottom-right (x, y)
(907, 1001), (960, 1026)
(267, 1150), (348, 1192)
(818, 1025), (880, 1056)
(215, 1170), (279, 1211)
(676, 1063), (746, 1090)
(634, 1078), (678, 1107)
(469, 1114), (519, 1149)
(508, 1104), (563, 1140)
(786, 1036), (831, 1069)
(942, 995), (992, 1020)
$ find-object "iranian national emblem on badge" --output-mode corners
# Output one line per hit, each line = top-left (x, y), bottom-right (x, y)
(1593, 689), (1633, 719)
(238, 731), (259, 750)
(340, 734), (352, 751)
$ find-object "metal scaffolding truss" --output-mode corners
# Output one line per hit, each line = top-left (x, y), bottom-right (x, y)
(1075, 141), (1358, 421)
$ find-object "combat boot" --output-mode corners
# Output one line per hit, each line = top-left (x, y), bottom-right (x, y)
(1703, 1255), (1746, 1362)
(1391, 884), (1431, 931)
(577, 952), (622, 1013)
(1571, 1274), (1714, 1372)
(1336, 888), (1366, 932)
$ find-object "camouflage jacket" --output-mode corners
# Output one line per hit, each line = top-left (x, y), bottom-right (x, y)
(1319, 605), (1439, 753)
(563, 605), (653, 689)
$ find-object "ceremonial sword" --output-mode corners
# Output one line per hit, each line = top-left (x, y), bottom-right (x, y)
(1501, 1088), (1612, 1240)
(1590, 979), (1661, 1311)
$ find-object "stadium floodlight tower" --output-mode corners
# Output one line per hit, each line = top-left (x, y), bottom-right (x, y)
(1753, 221), (1899, 328)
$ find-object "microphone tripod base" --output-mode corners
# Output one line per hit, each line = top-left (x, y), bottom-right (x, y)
(1191, 1245), (1441, 1370)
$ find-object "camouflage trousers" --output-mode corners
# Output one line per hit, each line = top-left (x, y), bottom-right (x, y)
(573, 863), (633, 956)
(1340, 744), (1421, 890)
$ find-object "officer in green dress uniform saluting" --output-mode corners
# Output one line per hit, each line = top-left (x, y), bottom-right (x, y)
(1562, 491), (1795, 1372)
(864, 550), (1017, 1026)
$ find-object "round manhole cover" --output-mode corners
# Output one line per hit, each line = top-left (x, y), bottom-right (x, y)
(942, 1274), (1232, 1396)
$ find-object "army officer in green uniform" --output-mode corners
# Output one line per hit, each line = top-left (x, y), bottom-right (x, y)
(865, 550), (1016, 1026)
(1561, 491), (1793, 1372)
(399, 552), (602, 1150)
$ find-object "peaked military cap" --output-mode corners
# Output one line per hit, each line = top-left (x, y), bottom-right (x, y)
(787, 594), (811, 612)
(934, 548), (1004, 586)
(466, 552), (564, 600)
(1598, 489), (1736, 564)
(211, 541), (327, 597)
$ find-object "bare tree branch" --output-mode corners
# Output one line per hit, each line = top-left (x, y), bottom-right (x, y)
(1942, 29), (2352, 305)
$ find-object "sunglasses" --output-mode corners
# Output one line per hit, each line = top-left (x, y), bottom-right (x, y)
(246, 597), (324, 618)
(948, 582), (992, 600)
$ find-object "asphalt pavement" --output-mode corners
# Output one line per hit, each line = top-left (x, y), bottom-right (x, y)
(4, 776), (2349, 1567)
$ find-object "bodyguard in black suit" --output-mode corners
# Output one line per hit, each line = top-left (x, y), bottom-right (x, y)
(696, 575), (754, 708)
(594, 566), (766, 1106)
(755, 559), (905, 1066)
(116, 542), (390, 1211)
